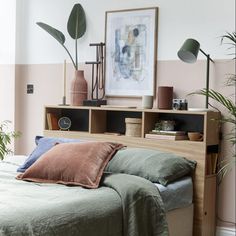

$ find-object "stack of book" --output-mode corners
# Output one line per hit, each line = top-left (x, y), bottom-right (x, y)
(145, 130), (188, 140)
(46, 113), (59, 130)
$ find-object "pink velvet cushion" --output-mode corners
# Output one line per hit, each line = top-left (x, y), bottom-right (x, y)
(17, 141), (124, 188)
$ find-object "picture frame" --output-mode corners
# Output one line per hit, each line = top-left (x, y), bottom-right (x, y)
(105, 7), (158, 97)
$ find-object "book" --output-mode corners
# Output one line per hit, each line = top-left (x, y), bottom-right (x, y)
(206, 153), (218, 174)
(46, 113), (52, 130)
(145, 133), (188, 140)
(151, 130), (186, 136)
(211, 153), (218, 174)
(46, 113), (59, 130)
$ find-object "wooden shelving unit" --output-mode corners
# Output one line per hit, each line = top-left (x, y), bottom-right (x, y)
(43, 105), (221, 236)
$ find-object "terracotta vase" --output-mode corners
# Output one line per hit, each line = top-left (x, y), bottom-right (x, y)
(70, 70), (88, 106)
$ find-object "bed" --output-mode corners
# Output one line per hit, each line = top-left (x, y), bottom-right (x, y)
(0, 137), (196, 236)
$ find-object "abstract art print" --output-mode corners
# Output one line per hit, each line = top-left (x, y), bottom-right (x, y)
(105, 8), (158, 97)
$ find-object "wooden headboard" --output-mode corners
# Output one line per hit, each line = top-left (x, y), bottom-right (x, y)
(44, 106), (220, 236)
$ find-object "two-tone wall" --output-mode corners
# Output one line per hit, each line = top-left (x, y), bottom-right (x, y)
(1, 0), (235, 233)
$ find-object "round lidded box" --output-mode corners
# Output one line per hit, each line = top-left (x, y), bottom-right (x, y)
(125, 118), (142, 137)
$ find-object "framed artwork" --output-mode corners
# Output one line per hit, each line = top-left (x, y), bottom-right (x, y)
(105, 7), (158, 97)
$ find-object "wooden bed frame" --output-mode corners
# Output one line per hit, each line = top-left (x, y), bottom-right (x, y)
(44, 106), (220, 236)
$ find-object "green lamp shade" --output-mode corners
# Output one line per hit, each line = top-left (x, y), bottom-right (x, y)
(177, 38), (200, 63)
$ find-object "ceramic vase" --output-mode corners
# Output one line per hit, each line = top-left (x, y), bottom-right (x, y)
(70, 70), (88, 106)
(157, 86), (173, 109)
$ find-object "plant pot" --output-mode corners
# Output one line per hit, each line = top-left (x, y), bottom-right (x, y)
(70, 70), (88, 106)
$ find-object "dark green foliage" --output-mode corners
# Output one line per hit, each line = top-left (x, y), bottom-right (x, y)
(67, 4), (86, 39)
(191, 32), (236, 182)
(0, 121), (20, 160)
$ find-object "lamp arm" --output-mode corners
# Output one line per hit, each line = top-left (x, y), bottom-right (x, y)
(205, 55), (210, 108)
(199, 48), (215, 108)
(199, 48), (214, 63)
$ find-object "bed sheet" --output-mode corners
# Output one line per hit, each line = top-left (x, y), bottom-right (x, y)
(156, 176), (193, 212)
(0, 156), (168, 236)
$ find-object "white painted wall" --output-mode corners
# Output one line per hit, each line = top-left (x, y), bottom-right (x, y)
(0, 1), (16, 123)
(15, 0), (235, 65)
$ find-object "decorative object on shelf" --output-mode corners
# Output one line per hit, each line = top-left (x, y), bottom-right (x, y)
(105, 7), (158, 97)
(160, 120), (175, 131)
(36, 3), (88, 106)
(154, 120), (175, 131)
(58, 117), (72, 131)
(141, 95), (153, 109)
(154, 122), (162, 131)
(84, 43), (107, 106)
(0, 120), (20, 160)
(187, 132), (203, 141)
(172, 98), (188, 110)
(125, 118), (142, 137)
(177, 38), (214, 109)
(157, 86), (173, 109)
(70, 70), (88, 106)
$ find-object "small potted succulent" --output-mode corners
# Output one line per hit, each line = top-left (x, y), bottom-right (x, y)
(0, 120), (20, 160)
(37, 3), (87, 106)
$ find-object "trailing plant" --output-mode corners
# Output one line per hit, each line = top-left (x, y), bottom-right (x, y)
(36, 3), (86, 70)
(0, 120), (20, 160)
(192, 32), (236, 182)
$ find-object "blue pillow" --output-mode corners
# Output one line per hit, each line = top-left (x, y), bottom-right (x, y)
(17, 136), (85, 172)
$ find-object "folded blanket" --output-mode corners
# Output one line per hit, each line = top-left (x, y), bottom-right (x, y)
(102, 173), (169, 236)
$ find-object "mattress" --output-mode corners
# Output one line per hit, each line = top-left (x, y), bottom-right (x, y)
(155, 176), (193, 211)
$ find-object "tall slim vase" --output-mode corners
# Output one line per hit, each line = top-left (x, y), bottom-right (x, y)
(70, 70), (88, 106)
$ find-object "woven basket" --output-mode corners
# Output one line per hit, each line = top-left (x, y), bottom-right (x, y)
(125, 118), (142, 137)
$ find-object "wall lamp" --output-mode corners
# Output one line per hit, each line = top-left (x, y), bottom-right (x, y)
(177, 38), (214, 108)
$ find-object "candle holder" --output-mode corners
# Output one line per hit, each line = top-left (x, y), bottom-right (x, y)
(83, 42), (107, 106)
(59, 60), (69, 106)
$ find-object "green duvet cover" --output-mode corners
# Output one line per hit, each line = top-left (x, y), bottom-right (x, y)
(0, 158), (168, 236)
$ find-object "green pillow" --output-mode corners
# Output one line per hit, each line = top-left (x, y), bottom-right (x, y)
(105, 147), (196, 186)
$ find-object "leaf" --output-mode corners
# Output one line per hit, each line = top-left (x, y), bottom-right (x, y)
(191, 89), (236, 115)
(36, 22), (66, 45)
(67, 3), (86, 39)
(0, 120), (21, 160)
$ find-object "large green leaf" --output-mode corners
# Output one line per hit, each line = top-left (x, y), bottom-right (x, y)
(67, 3), (86, 39)
(36, 22), (65, 45)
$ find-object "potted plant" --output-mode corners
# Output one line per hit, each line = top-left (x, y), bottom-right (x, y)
(37, 3), (87, 106)
(192, 32), (236, 182)
(0, 120), (20, 160)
